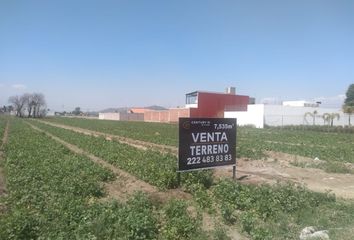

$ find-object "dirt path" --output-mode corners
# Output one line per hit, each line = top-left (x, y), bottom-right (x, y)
(37, 120), (178, 154)
(0, 120), (9, 197)
(0, 120), (9, 149)
(28, 122), (246, 240)
(215, 152), (354, 199)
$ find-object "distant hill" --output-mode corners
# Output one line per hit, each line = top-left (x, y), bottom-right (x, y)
(99, 105), (167, 113)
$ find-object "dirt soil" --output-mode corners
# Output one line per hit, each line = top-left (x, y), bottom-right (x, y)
(214, 152), (354, 199)
(0, 120), (9, 197)
(0, 152), (6, 196)
(38, 120), (354, 200)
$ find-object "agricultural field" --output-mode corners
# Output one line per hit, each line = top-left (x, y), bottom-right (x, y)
(1, 117), (354, 239)
(43, 117), (354, 172)
(29, 120), (213, 190)
(238, 128), (354, 173)
(44, 117), (179, 146)
(0, 118), (210, 239)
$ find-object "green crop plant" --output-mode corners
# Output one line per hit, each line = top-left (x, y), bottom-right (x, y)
(0, 119), (116, 238)
(30, 120), (213, 190)
(0, 119), (210, 239)
(212, 225), (231, 240)
(212, 179), (354, 240)
(160, 199), (203, 240)
(43, 118), (354, 169)
(43, 117), (179, 146)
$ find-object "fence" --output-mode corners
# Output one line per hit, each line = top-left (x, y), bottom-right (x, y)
(226, 104), (351, 128)
(264, 105), (349, 127)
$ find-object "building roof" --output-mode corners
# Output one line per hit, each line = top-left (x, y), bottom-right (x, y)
(186, 90), (225, 95)
(185, 90), (249, 97)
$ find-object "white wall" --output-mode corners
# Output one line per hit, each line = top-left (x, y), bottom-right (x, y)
(225, 104), (264, 128)
(264, 105), (346, 126)
(225, 104), (349, 128)
(99, 112), (120, 120)
(185, 103), (198, 108)
(98, 112), (143, 121)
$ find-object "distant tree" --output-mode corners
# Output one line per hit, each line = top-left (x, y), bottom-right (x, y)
(0, 105), (7, 113)
(8, 95), (27, 117)
(344, 84), (354, 106)
(343, 84), (354, 126)
(322, 113), (340, 127)
(304, 110), (318, 125)
(31, 93), (46, 117)
(8, 105), (14, 112)
(26, 94), (36, 117)
(72, 107), (82, 116)
(8, 93), (47, 118)
(2, 105), (14, 113)
(343, 105), (353, 126)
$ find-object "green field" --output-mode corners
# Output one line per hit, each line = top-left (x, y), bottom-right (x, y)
(0, 118), (209, 239)
(44, 117), (354, 165)
(29, 120), (213, 190)
(44, 117), (179, 146)
(1, 117), (354, 239)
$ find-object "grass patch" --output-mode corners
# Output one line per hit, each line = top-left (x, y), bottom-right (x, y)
(212, 179), (354, 240)
(321, 161), (353, 174)
(290, 159), (354, 174)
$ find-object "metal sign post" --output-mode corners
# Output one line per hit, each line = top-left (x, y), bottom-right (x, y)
(178, 118), (237, 174)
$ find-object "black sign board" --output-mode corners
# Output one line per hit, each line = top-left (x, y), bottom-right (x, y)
(178, 118), (236, 172)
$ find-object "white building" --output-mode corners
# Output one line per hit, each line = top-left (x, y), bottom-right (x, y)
(98, 112), (143, 121)
(225, 104), (264, 128)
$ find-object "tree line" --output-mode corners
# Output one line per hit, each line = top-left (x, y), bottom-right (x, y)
(8, 93), (47, 118)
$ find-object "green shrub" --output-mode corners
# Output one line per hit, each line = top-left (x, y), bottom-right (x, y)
(220, 203), (237, 224)
(240, 211), (257, 234)
(250, 226), (272, 240)
(181, 170), (214, 191)
(119, 192), (158, 240)
(160, 199), (201, 240)
(213, 179), (339, 239)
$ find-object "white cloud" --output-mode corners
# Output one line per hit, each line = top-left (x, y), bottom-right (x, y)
(0, 83), (4, 88)
(12, 84), (27, 90)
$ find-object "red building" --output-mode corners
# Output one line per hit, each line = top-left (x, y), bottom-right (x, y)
(186, 88), (249, 118)
(144, 87), (250, 123)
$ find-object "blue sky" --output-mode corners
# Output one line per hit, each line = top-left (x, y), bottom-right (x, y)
(1, 0), (353, 111)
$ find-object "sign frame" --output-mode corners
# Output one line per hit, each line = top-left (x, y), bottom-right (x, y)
(178, 117), (237, 173)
